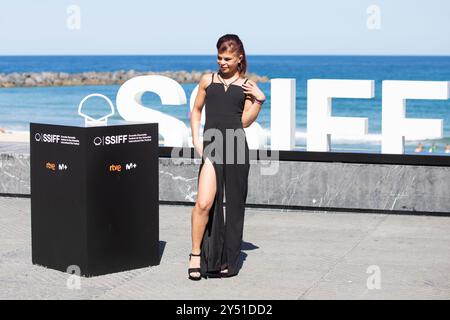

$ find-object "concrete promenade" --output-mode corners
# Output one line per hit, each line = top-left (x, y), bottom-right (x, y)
(1, 196), (449, 300)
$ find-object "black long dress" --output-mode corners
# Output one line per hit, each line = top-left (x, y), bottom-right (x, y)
(197, 72), (251, 277)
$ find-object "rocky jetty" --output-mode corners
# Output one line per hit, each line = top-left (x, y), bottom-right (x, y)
(0, 70), (269, 88)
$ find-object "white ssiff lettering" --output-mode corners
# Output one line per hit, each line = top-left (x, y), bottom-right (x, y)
(114, 76), (449, 154)
(104, 135), (127, 145)
(42, 134), (60, 143)
(92, 135), (128, 146)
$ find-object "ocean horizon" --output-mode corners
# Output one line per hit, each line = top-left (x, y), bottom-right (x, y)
(1, 55), (449, 155)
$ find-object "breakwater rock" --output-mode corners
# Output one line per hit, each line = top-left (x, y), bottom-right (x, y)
(0, 70), (269, 88)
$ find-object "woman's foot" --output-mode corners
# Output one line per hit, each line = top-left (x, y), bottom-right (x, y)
(188, 252), (201, 280)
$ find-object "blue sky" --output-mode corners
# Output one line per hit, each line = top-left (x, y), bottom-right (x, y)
(0, 0), (449, 55)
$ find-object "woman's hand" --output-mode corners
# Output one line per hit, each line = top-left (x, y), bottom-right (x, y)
(242, 80), (266, 101)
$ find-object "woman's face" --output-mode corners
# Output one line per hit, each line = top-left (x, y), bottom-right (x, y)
(217, 51), (242, 75)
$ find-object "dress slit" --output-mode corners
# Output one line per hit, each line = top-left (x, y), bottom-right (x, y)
(198, 155), (225, 274)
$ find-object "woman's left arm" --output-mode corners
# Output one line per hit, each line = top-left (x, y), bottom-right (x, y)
(241, 80), (266, 128)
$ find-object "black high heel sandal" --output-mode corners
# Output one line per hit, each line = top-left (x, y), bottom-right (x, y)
(188, 253), (202, 281)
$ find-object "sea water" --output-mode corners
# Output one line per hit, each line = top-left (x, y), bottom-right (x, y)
(0, 55), (449, 154)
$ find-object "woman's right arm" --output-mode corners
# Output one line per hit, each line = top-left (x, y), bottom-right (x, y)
(190, 73), (210, 154)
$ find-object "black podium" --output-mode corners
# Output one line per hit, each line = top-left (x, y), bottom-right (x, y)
(30, 123), (159, 277)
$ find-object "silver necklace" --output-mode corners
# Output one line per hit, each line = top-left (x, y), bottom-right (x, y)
(218, 72), (240, 89)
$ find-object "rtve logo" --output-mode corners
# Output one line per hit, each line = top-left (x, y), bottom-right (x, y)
(46, 162), (56, 171)
(109, 164), (122, 172)
(93, 135), (127, 146)
(35, 133), (60, 143)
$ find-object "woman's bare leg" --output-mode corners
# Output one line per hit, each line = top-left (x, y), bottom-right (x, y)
(190, 157), (216, 277)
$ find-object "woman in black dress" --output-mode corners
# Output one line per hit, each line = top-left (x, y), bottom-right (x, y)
(189, 34), (266, 280)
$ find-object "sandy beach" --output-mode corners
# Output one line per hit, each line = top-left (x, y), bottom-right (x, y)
(0, 131), (30, 143)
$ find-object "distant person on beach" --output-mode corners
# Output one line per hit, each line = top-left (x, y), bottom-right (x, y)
(414, 142), (424, 152)
(189, 34), (265, 280)
(0, 127), (5, 133)
(445, 144), (450, 154)
(428, 143), (437, 153)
